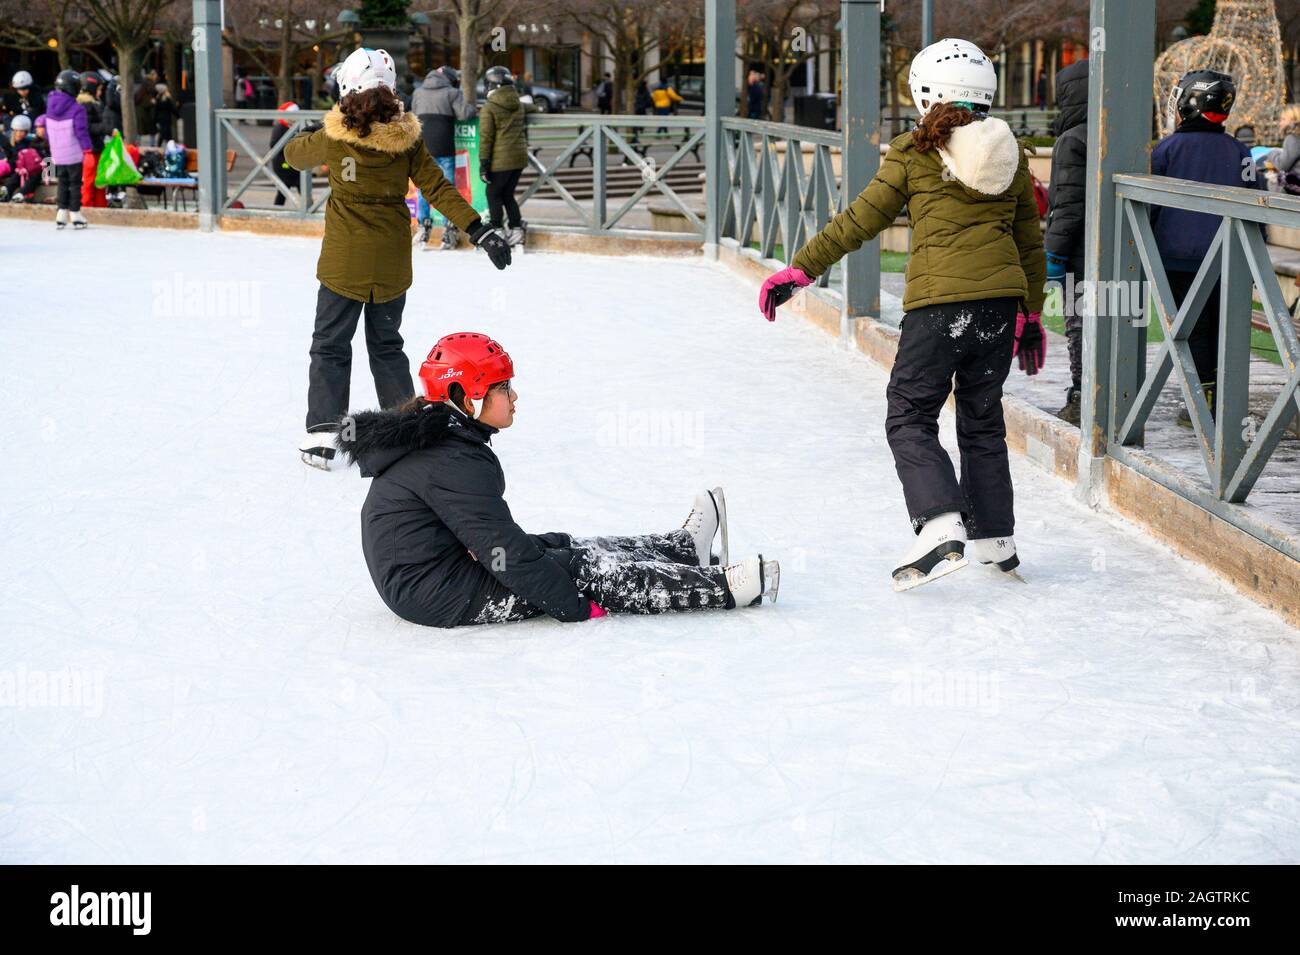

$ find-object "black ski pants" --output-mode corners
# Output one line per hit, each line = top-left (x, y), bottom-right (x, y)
(306, 285), (413, 430)
(885, 297), (1018, 539)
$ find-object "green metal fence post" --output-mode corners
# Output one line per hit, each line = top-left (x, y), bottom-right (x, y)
(704, 0), (736, 258)
(840, 0), (881, 328)
(1080, 0), (1155, 500)
(192, 0), (224, 231)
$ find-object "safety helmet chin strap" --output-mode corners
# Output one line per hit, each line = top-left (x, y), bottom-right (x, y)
(443, 397), (483, 419)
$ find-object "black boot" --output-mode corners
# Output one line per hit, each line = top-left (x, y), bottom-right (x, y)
(1176, 382), (1216, 429)
(1055, 386), (1081, 427)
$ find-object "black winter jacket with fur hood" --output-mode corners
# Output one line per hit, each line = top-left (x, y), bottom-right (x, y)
(339, 403), (591, 627)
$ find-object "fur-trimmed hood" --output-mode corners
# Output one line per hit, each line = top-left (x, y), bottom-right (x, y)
(322, 105), (422, 154)
(339, 403), (496, 477)
(938, 116), (1021, 197)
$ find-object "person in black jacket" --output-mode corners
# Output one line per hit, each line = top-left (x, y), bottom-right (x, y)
(336, 332), (779, 628)
(1043, 59), (1088, 426)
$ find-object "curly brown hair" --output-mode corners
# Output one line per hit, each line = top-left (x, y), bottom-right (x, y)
(339, 86), (403, 139)
(912, 102), (978, 153)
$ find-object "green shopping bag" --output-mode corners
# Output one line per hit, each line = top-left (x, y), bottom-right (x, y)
(95, 130), (143, 187)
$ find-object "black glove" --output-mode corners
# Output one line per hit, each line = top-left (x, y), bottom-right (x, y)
(467, 220), (512, 270)
(479, 162), (491, 184)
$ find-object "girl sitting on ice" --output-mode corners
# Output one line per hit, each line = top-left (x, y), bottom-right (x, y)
(284, 47), (513, 470)
(759, 38), (1045, 591)
(336, 332), (779, 627)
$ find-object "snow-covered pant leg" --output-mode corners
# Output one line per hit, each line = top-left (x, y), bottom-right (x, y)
(362, 292), (415, 411)
(568, 529), (698, 565)
(1064, 257), (1084, 390)
(886, 298), (1017, 535)
(567, 545), (731, 614)
(953, 301), (1017, 539)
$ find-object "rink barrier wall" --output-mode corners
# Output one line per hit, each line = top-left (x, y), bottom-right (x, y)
(714, 236), (1300, 626)
(0, 203), (198, 230)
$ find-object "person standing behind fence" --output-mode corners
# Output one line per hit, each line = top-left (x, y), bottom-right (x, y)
(44, 70), (93, 230)
(4, 71), (45, 122)
(282, 47), (513, 470)
(411, 66), (475, 250)
(1150, 70), (1263, 429)
(269, 101), (301, 207)
(479, 66), (528, 251)
(747, 71), (765, 120)
(595, 73), (613, 114)
(1043, 59), (1088, 426)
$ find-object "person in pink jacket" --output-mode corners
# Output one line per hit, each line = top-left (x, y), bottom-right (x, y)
(42, 70), (93, 229)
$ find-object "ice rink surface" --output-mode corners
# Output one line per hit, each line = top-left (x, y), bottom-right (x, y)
(2, 220), (1298, 863)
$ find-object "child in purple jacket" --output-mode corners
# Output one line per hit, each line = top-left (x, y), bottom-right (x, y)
(42, 70), (94, 229)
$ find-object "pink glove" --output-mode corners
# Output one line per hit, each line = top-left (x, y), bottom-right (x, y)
(587, 601), (607, 619)
(1013, 311), (1046, 376)
(758, 266), (812, 321)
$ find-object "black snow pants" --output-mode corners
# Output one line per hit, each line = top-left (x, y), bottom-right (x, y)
(55, 163), (83, 212)
(885, 296), (1018, 539)
(459, 530), (732, 625)
(1167, 270), (1221, 387)
(485, 167), (523, 229)
(307, 285), (413, 430)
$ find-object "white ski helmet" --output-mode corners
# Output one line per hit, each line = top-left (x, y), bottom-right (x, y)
(336, 47), (397, 98)
(908, 38), (997, 117)
(12, 70), (33, 90)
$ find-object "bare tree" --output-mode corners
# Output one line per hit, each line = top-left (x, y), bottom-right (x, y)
(445, 0), (524, 94)
(223, 0), (348, 102)
(738, 0), (838, 122)
(82, 0), (176, 143)
(565, 0), (669, 113)
(0, 0), (108, 71)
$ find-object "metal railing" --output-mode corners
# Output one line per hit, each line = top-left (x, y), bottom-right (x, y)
(519, 114), (705, 238)
(217, 108), (328, 216)
(717, 117), (844, 292)
(1108, 173), (1300, 556)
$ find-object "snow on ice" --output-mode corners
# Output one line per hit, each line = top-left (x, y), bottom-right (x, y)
(1, 220), (1298, 863)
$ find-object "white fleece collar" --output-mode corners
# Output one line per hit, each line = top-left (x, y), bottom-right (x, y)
(937, 117), (1019, 196)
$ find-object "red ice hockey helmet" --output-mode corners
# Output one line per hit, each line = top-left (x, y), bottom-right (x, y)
(419, 332), (514, 402)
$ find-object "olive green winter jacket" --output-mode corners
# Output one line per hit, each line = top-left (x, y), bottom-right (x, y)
(791, 119), (1046, 314)
(284, 106), (482, 303)
(479, 86), (529, 172)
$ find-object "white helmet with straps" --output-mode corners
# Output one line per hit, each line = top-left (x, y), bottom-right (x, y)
(908, 38), (997, 117)
(336, 48), (397, 98)
(12, 70), (33, 90)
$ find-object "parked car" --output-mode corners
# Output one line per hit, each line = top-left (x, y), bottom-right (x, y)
(474, 79), (570, 113)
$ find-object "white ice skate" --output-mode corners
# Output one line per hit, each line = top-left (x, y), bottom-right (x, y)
(507, 222), (526, 253)
(413, 218), (432, 247)
(892, 511), (968, 592)
(55, 209), (68, 230)
(299, 429), (341, 471)
(969, 536), (1022, 578)
(682, 486), (728, 565)
(71, 211), (88, 230)
(436, 222), (459, 251)
(724, 555), (779, 607)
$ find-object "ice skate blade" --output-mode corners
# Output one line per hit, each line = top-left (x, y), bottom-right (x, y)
(709, 487), (729, 567)
(761, 558), (780, 604)
(300, 451), (337, 472)
(892, 555), (968, 592)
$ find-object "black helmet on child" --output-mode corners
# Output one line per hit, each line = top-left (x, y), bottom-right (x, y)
(80, 71), (101, 93)
(55, 69), (82, 96)
(1174, 70), (1236, 124)
(438, 65), (461, 88)
(485, 66), (514, 91)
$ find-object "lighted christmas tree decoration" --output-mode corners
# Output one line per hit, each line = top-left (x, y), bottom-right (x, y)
(1154, 0), (1285, 140)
